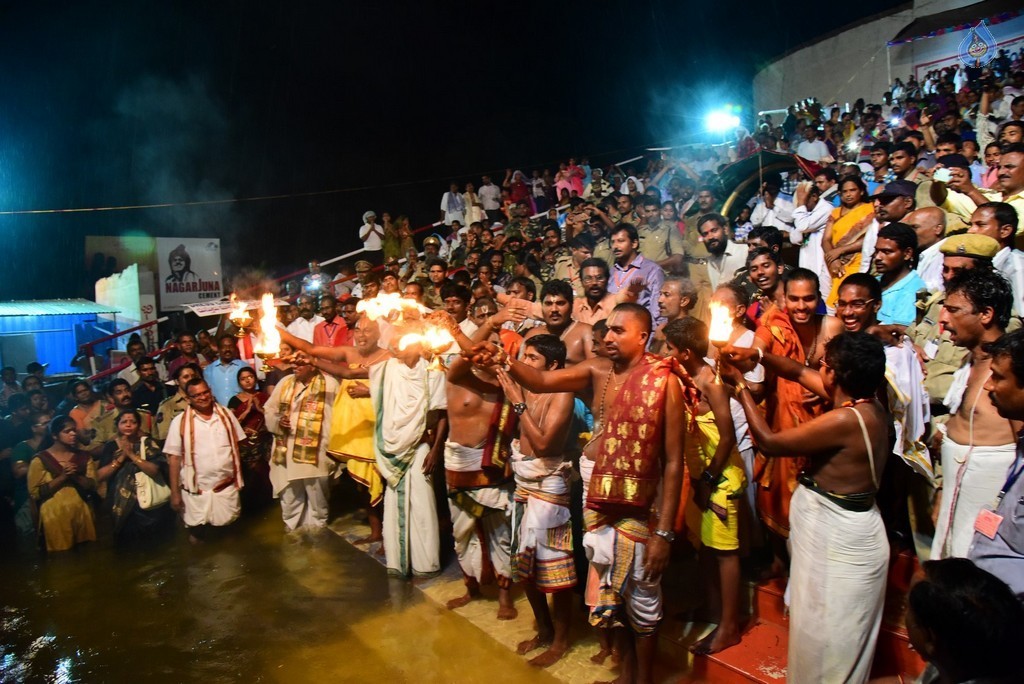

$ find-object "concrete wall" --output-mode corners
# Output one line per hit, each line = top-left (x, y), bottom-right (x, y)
(753, 2), (1024, 113)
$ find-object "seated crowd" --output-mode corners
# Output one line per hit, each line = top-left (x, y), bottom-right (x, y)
(4, 63), (1024, 684)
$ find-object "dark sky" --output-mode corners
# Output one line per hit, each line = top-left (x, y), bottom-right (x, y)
(0, 0), (908, 300)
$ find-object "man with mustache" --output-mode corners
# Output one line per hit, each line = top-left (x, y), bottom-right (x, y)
(933, 269), (1020, 559)
(968, 327), (1024, 596)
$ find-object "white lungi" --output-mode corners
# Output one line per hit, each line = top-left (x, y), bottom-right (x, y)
(932, 433), (1016, 559)
(383, 443), (440, 577)
(583, 523), (662, 634)
(182, 488), (240, 528)
(788, 485), (888, 684)
(446, 441), (512, 584)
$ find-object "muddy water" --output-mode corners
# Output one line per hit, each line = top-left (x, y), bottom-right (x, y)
(0, 512), (555, 683)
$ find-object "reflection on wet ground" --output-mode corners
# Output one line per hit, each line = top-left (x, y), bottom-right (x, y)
(0, 511), (557, 684)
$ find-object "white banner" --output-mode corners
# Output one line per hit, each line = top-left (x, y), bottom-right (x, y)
(156, 238), (224, 310)
(183, 298), (290, 317)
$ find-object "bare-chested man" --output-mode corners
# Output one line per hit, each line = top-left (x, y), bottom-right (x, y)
(725, 331), (890, 683)
(280, 319), (391, 545)
(440, 320), (518, 621)
(495, 334), (576, 667)
(933, 269), (1021, 559)
(521, 280), (594, 366)
(478, 302), (687, 684)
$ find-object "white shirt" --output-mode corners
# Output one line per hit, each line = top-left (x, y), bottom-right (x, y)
(286, 314), (325, 344)
(795, 139), (830, 163)
(707, 241), (749, 290)
(994, 247), (1024, 315)
(791, 198), (834, 299)
(916, 240), (945, 294)
(478, 183), (501, 211)
(359, 222), (383, 251)
(750, 196), (795, 235)
(859, 220), (883, 273)
(440, 192), (465, 226)
(164, 409), (247, 492)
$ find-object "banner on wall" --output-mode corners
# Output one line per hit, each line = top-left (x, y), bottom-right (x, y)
(156, 238), (224, 310)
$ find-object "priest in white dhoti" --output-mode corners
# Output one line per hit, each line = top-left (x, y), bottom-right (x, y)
(265, 363), (338, 531)
(370, 341), (447, 578)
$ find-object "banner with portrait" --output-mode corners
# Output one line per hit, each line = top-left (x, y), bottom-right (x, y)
(156, 238), (224, 310)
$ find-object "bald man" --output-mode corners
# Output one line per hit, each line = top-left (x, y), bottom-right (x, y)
(905, 207), (947, 292)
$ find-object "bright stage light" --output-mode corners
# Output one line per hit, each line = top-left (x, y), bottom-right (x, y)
(705, 110), (740, 133)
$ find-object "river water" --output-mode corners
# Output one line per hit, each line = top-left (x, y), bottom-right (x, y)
(0, 511), (554, 683)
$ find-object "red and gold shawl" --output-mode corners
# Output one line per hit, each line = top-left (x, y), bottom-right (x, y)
(587, 354), (695, 520)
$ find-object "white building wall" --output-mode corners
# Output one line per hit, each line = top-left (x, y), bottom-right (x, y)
(753, 2), (1024, 113)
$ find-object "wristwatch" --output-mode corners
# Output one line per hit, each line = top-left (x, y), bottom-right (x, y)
(653, 528), (675, 543)
(512, 402), (527, 415)
(700, 470), (719, 486)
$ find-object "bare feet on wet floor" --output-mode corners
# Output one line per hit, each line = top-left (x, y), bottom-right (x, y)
(516, 633), (552, 655)
(352, 534), (383, 545)
(689, 625), (742, 656)
(528, 644), (568, 668)
(590, 647), (621, 665)
(445, 590), (480, 611)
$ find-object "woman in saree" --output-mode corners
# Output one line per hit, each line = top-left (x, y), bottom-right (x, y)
(228, 366), (273, 511)
(28, 415), (97, 552)
(96, 409), (175, 545)
(823, 176), (875, 310)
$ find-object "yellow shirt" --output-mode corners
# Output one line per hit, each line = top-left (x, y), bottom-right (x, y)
(942, 187), (1024, 234)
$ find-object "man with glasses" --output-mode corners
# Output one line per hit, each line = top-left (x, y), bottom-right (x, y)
(164, 378), (247, 541)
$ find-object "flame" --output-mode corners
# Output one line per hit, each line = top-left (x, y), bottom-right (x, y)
(397, 326), (454, 354)
(708, 302), (733, 345)
(253, 293), (281, 357)
(229, 293), (252, 324)
(357, 292), (428, 323)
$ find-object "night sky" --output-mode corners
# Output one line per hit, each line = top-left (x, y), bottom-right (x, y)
(0, 0), (907, 301)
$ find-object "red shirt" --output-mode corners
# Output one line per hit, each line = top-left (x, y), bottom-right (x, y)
(313, 317), (348, 347)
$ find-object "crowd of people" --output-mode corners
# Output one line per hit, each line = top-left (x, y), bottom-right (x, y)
(4, 60), (1024, 684)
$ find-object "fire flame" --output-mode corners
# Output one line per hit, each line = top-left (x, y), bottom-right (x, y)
(229, 293), (252, 325)
(708, 302), (733, 346)
(357, 292), (428, 323)
(253, 293), (281, 357)
(397, 327), (454, 354)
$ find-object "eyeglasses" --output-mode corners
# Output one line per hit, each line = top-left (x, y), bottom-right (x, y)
(835, 298), (875, 311)
(581, 275), (608, 284)
(188, 390), (212, 399)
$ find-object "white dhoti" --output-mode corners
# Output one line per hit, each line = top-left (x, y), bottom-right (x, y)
(511, 442), (575, 592)
(582, 521), (662, 635)
(932, 433), (1016, 559)
(182, 487), (241, 528)
(445, 441), (513, 586)
(278, 476), (330, 531)
(382, 443), (440, 577)
(788, 485), (888, 684)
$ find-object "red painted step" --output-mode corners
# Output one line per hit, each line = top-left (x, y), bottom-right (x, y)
(687, 620), (788, 684)
(751, 577), (788, 627)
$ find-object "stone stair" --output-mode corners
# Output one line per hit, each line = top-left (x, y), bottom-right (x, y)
(685, 552), (926, 683)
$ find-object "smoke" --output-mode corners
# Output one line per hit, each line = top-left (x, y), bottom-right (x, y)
(228, 268), (280, 300)
(111, 74), (243, 275)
